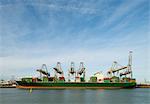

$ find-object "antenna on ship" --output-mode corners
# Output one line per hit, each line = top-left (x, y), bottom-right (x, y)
(68, 62), (76, 82)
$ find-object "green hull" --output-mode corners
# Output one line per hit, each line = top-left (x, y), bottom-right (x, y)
(16, 81), (136, 89)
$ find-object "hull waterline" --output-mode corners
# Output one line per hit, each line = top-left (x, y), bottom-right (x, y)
(16, 81), (136, 89)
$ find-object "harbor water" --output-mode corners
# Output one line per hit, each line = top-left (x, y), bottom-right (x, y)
(0, 88), (150, 104)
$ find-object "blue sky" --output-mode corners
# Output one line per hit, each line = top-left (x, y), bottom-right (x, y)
(0, 0), (149, 82)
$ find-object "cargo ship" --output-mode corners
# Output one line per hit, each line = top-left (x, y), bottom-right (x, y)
(16, 51), (136, 89)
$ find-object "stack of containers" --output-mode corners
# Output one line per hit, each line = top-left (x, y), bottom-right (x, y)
(103, 78), (110, 83)
(122, 77), (130, 83)
(111, 76), (119, 83)
(58, 77), (65, 83)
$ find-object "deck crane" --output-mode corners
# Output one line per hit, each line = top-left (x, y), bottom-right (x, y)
(53, 62), (64, 79)
(107, 61), (117, 77)
(36, 64), (50, 78)
(68, 62), (76, 82)
(76, 62), (86, 80)
(120, 51), (133, 78)
(107, 61), (128, 78)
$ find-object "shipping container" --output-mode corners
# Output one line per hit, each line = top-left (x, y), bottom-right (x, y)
(130, 78), (136, 83)
(37, 78), (42, 81)
(90, 76), (97, 82)
(59, 77), (65, 81)
(104, 80), (110, 83)
(111, 76), (119, 83)
(104, 78), (110, 80)
(122, 77), (130, 82)
(43, 77), (49, 82)
(57, 80), (65, 83)
(32, 78), (37, 82)
(80, 77), (85, 82)
(22, 78), (32, 82)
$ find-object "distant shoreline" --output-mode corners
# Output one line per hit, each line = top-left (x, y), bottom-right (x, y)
(0, 86), (16, 88)
(136, 84), (150, 88)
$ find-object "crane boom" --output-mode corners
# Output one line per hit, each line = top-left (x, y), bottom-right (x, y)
(36, 69), (50, 76)
(112, 66), (128, 73)
(120, 71), (131, 76)
(36, 64), (50, 77)
(53, 68), (63, 74)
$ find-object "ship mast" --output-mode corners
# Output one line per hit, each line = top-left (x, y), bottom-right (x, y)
(128, 51), (132, 78)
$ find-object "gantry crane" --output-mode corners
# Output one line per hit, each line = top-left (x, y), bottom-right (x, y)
(68, 62), (76, 82)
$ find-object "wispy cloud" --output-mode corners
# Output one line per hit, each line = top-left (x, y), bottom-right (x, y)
(0, 0), (149, 82)
(102, 0), (146, 26)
